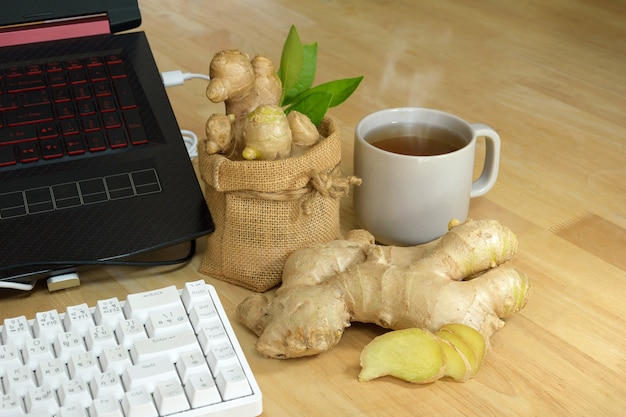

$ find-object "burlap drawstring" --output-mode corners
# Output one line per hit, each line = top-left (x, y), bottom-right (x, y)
(231, 165), (362, 217)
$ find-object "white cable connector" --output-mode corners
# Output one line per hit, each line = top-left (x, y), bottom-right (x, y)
(161, 70), (211, 87)
(160, 69), (210, 159)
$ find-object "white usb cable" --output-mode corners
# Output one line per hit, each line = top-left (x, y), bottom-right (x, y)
(160, 70), (210, 159)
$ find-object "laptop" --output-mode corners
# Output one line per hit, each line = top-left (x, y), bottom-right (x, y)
(0, 0), (214, 287)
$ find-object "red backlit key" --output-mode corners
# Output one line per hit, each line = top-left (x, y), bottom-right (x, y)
(6, 104), (54, 126)
(6, 75), (46, 93)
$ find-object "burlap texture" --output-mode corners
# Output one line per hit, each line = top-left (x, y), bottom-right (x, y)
(198, 118), (357, 291)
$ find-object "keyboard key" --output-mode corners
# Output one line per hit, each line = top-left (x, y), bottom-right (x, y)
(121, 387), (158, 417)
(181, 280), (213, 311)
(206, 342), (239, 375)
(216, 364), (252, 400)
(58, 404), (89, 417)
(2, 316), (33, 348)
(154, 380), (190, 415)
(6, 74), (46, 93)
(33, 310), (64, 342)
(106, 128), (128, 149)
(90, 396), (124, 417)
(21, 90), (50, 106)
(36, 123), (59, 139)
(69, 70), (87, 84)
(144, 304), (192, 337)
(85, 324), (117, 356)
(48, 73), (67, 87)
(73, 85), (91, 100)
(130, 327), (199, 363)
(0, 146), (16, 166)
(0, 94), (19, 111)
(65, 59), (83, 71)
(93, 81), (112, 97)
(26, 64), (43, 75)
(123, 109), (148, 145)
(54, 330), (87, 362)
(17, 142), (40, 162)
(35, 358), (68, 389)
(185, 372), (222, 408)
(99, 345), (132, 375)
(46, 62), (63, 72)
(102, 113), (122, 129)
(123, 285), (183, 322)
(121, 358), (179, 392)
(4, 365), (37, 396)
(198, 321), (229, 353)
(58, 379), (92, 408)
(113, 79), (136, 109)
(93, 297), (125, 328)
(85, 133), (107, 152)
(40, 139), (64, 160)
(23, 338), (55, 369)
(65, 136), (86, 155)
(0, 343), (23, 370)
(189, 302), (219, 332)
(63, 303), (95, 336)
(0, 125), (38, 145)
(90, 371), (125, 400)
(98, 96), (116, 112)
(6, 103), (54, 126)
(107, 62), (127, 79)
(115, 318), (148, 350)
(77, 102), (98, 117)
(52, 87), (71, 103)
(0, 392), (25, 416)
(24, 385), (59, 416)
(60, 119), (81, 136)
(175, 350), (210, 383)
(67, 351), (101, 381)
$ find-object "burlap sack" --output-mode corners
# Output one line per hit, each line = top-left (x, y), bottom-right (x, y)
(198, 118), (359, 291)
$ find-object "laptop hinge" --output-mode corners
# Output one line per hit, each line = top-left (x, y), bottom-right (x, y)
(0, 14), (111, 48)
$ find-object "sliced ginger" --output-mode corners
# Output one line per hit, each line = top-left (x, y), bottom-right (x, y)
(438, 339), (471, 382)
(359, 324), (487, 384)
(440, 323), (486, 370)
(435, 328), (479, 377)
(358, 328), (445, 383)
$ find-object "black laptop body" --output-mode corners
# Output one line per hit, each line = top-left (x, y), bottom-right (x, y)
(0, 0), (214, 285)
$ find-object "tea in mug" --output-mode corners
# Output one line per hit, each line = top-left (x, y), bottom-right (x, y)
(367, 124), (465, 156)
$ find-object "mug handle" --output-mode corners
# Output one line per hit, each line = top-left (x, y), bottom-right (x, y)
(470, 123), (501, 198)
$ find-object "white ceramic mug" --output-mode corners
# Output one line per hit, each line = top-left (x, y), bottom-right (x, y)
(353, 107), (500, 245)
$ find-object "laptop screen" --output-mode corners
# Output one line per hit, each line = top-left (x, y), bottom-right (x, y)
(0, 0), (141, 33)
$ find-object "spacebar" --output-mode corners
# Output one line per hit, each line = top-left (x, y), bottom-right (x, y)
(130, 328), (201, 363)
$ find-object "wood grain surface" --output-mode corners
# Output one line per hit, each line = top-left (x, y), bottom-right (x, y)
(2, 1), (625, 416)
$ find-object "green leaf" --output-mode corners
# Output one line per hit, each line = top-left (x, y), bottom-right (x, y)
(287, 91), (333, 126)
(281, 42), (317, 106)
(309, 76), (364, 108)
(278, 25), (304, 105)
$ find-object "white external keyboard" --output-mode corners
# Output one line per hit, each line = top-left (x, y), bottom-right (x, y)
(0, 280), (263, 417)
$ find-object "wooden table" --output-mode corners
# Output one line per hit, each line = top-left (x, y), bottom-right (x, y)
(3, 1), (625, 415)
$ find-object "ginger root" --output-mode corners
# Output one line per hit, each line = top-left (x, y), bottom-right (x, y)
(205, 50), (282, 157)
(242, 105), (292, 160)
(359, 324), (487, 383)
(236, 219), (531, 359)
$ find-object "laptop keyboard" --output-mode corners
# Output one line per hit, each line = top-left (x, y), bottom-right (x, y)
(0, 54), (149, 168)
(0, 280), (263, 417)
